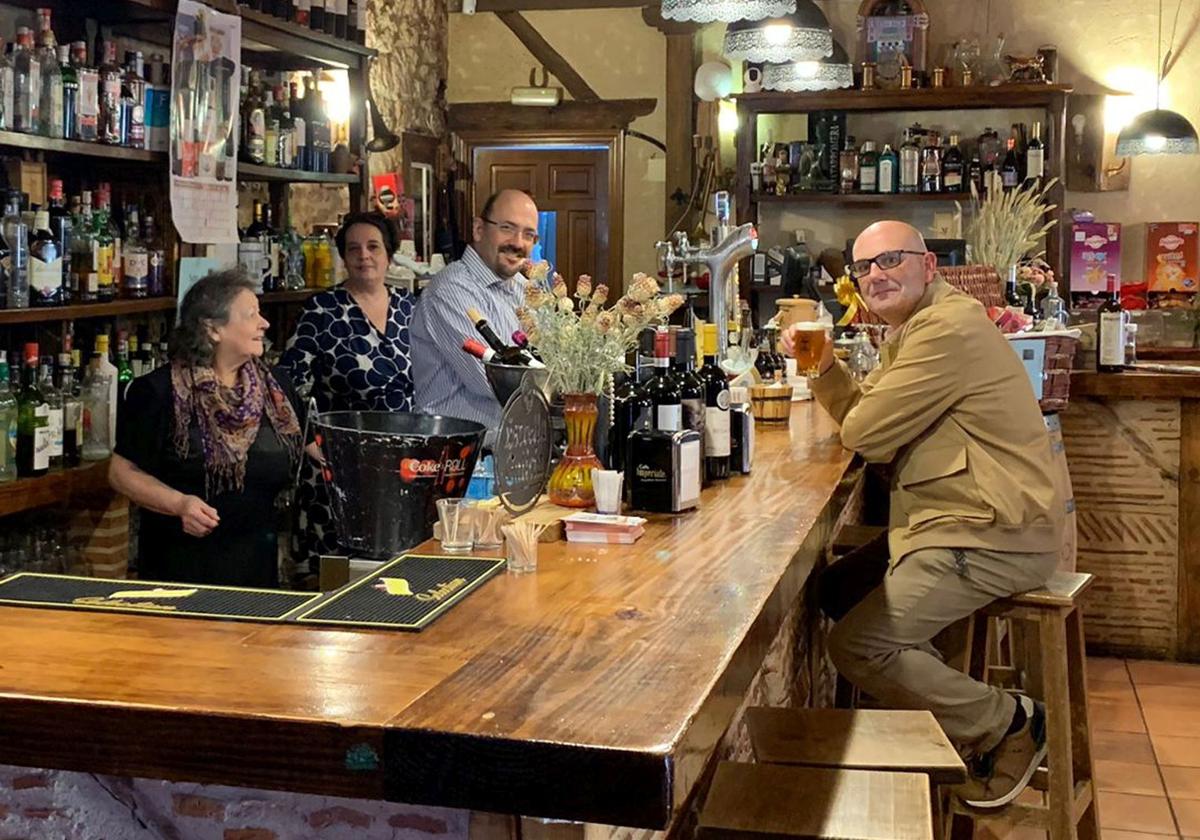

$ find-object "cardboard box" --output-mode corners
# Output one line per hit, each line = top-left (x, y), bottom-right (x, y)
(1070, 222), (1121, 293)
(1146, 222), (1198, 293)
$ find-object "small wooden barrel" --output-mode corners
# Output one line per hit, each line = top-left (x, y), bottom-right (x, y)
(750, 385), (791, 425)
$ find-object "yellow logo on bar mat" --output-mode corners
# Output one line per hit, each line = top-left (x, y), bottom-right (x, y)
(71, 587), (200, 612)
(374, 577), (414, 596)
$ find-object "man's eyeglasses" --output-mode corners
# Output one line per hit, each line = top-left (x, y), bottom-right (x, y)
(848, 249), (927, 280)
(483, 217), (540, 245)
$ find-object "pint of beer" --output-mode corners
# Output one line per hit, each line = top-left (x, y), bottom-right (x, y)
(792, 322), (827, 376)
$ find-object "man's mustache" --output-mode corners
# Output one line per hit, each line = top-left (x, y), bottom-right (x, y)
(500, 246), (526, 256)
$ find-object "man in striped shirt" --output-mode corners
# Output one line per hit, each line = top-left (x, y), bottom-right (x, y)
(411, 189), (540, 427)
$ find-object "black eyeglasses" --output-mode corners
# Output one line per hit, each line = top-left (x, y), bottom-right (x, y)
(482, 217), (540, 245)
(848, 250), (927, 279)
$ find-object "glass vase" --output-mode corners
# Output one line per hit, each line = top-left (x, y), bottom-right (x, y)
(547, 392), (604, 508)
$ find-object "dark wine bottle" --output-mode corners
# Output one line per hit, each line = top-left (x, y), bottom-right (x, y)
(638, 329), (681, 432)
(698, 324), (730, 483)
(1096, 273), (1125, 373)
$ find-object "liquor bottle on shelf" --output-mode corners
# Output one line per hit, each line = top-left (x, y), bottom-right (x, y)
(242, 70), (266, 165)
(98, 41), (122, 144)
(120, 51), (146, 149)
(30, 209), (63, 307)
(37, 355), (62, 470)
(13, 27), (39, 134)
(122, 205), (149, 299)
(49, 181), (74, 265)
(92, 192), (116, 302)
(116, 332), (133, 401)
(1004, 265), (1029, 310)
(640, 328), (682, 433)
(58, 352), (80, 468)
(3, 190), (29, 309)
(978, 126), (1002, 172)
(1025, 121), (1045, 188)
(0, 352), (17, 483)
(919, 133), (942, 193)
(289, 81), (307, 171)
(753, 330), (776, 383)
(274, 0), (294, 21)
(348, 0), (360, 42)
(35, 7), (62, 139)
(280, 213), (305, 289)
(332, 0), (348, 39)
(1011, 122), (1028, 179)
(877, 142), (898, 195)
(1096, 273), (1125, 373)
(127, 332), (140, 377)
(353, 0), (368, 44)
(263, 85), (280, 168)
(838, 134), (858, 194)
(1000, 136), (1020, 191)
(672, 328), (706, 442)
(270, 84), (294, 168)
(81, 334), (115, 459)
(71, 191), (97, 302)
(71, 41), (97, 142)
(967, 153), (984, 196)
(143, 213), (166, 297)
(310, 0), (327, 33)
(16, 344), (49, 478)
(304, 74), (330, 173)
(942, 132), (964, 193)
(295, 0), (311, 26)
(857, 140), (878, 193)
(323, 0), (337, 35)
(898, 129), (920, 194)
(58, 45), (76, 140)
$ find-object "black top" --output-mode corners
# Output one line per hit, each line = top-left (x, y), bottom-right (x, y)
(116, 365), (305, 588)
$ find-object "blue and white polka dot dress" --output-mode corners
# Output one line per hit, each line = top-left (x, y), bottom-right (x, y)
(281, 286), (415, 574)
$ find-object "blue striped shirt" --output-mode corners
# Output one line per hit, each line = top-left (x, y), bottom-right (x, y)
(411, 246), (526, 427)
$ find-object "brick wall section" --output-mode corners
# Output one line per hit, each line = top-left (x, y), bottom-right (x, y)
(0, 765), (466, 840)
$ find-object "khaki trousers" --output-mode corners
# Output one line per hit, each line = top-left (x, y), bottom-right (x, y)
(825, 544), (1058, 756)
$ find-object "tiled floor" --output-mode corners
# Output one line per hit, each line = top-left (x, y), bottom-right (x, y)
(976, 657), (1200, 839)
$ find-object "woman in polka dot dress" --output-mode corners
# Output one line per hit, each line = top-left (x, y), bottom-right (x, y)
(281, 212), (415, 581)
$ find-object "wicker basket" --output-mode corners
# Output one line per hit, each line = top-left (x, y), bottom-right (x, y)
(750, 384), (792, 425)
(1007, 333), (1080, 413)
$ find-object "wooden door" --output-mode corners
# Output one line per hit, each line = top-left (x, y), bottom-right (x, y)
(473, 148), (611, 293)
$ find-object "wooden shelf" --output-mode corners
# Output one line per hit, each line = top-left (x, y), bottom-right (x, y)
(754, 191), (969, 207)
(238, 163), (359, 184)
(735, 84), (1074, 115)
(260, 289), (321, 304)
(0, 298), (176, 326)
(0, 459), (112, 519)
(0, 130), (165, 164)
(1137, 347), (1200, 362)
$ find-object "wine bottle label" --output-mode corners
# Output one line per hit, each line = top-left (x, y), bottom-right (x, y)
(47, 408), (62, 457)
(31, 256), (62, 296)
(682, 397), (705, 436)
(1027, 149), (1044, 179)
(944, 170), (963, 187)
(1098, 312), (1126, 367)
(335, 0), (348, 13)
(878, 159), (895, 193)
(124, 252), (149, 284)
(704, 405), (731, 457)
(656, 404), (681, 432)
(859, 164), (877, 190)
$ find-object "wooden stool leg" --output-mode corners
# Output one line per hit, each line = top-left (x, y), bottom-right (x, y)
(1041, 609), (1077, 840)
(1067, 606), (1100, 840)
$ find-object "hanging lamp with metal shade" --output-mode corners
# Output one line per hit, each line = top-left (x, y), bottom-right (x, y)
(364, 56), (400, 154)
(723, 0), (833, 63)
(762, 40), (852, 92)
(1114, 0), (1199, 156)
(661, 0), (794, 24)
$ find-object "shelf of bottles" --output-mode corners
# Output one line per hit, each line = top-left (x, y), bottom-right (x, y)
(0, 458), (110, 519)
(0, 297), (175, 325)
(733, 84), (1073, 115)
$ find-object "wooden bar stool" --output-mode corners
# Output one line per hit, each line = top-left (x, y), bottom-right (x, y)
(747, 708), (966, 839)
(949, 571), (1099, 840)
(698, 761), (934, 840)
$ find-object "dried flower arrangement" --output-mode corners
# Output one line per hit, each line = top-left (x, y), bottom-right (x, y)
(961, 171), (1060, 283)
(517, 262), (685, 396)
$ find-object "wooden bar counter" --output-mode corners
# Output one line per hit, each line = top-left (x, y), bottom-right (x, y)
(0, 402), (857, 833)
(1063, 369), (1200, 662)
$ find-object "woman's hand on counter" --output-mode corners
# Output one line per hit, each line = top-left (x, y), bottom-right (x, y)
(176, 495), (221, 537)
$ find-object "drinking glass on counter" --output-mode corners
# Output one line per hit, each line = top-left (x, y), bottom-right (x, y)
(471, 502), (507, 550)
(792, 322), (828, 376)
(436, 498), (475, 553)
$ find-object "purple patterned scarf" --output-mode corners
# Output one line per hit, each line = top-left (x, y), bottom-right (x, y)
(171, 359), (301, 496)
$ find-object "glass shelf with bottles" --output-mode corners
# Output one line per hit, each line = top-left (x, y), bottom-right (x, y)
(237, 68), (351, 178)
(751, 120), (1047, 201)
(240, 0), (370, 48)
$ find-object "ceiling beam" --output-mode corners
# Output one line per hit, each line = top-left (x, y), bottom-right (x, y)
(495, 11), (601, 102)
(448, 99), (657, 132)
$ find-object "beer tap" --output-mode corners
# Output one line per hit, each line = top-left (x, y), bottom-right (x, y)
(674, 223), (758, 363)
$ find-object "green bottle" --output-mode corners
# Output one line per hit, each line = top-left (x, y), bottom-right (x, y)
(0, 352), (18, 482)
(16, 343), (49, 478)
(116, 332), (133, 401)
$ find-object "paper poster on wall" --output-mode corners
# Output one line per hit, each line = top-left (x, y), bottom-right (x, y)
(169, 0), (240, 244)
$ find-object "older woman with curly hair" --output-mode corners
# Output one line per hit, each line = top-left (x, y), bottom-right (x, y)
(109, 269), (307, 587)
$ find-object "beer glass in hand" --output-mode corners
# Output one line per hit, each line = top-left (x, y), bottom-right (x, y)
(792, 322), (828, 377)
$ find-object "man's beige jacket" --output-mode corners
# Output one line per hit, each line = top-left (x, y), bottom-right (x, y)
(810, 277), (1065, 564)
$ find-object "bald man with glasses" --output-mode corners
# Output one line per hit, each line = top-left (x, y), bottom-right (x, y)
(412, 189), (541, 427)
(783, 220), (1066, 810)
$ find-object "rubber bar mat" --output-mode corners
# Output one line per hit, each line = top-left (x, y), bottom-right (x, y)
(0, 573), (322, 622)
(293, 553), (505, 631)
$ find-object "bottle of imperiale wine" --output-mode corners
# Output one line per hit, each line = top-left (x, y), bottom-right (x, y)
(639, 328), (681, 432)
(698, 323), (730, 483)
(1096, 273), (1126, 372)
(672, 327), (706, 444)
